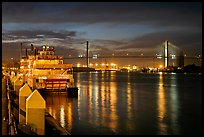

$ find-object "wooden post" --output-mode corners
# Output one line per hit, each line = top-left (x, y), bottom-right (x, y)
(11, 76), (17, 86)
(22, 74), (26, 83)
(11, 71), (15, 77)
(26, 89), (46, 135)
(19, 83), (32, 125)
(14, 78), (23, 94)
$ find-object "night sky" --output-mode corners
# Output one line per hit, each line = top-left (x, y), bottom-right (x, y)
(2, 2), (202, 66)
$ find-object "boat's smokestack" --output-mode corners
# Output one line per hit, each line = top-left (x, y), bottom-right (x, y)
(34, 47), (37, 56)
(35, 47), (38, 56)
(31, 44), (34, 51)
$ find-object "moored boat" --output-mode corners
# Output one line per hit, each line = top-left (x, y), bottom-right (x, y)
(19, 43), (77, 93)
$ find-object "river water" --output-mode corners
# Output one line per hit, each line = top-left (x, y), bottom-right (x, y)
(43, 71), (202, 135)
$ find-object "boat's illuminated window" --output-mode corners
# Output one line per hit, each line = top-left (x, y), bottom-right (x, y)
(67, 69), (72, 74)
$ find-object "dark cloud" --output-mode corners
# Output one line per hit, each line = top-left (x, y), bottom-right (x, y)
(2, 2), (202, 65)
(2, 2), (202, 28)
(2, 29), (202, 59)
(116, 30), (202, 56)
(2, 30), (77, 39)
(89, 39), (126, 51)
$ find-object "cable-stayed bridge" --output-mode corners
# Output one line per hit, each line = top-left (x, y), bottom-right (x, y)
(64, 40), (202, 68)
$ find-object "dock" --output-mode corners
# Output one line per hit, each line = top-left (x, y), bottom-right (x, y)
(2, 76), (8, 135)
(2, 76), (71, 135)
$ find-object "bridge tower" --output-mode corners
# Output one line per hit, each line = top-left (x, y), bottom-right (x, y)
(164, 40), (169, 68)
(86, 40), (89, 68)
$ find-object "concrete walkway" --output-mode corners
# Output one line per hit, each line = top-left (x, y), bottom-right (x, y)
(2, 76), (8, 135)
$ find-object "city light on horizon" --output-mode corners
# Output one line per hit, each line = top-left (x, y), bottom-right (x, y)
(159, 65), (163, 68)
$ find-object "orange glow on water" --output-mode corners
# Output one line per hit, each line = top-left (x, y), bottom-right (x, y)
(158, 73), (167, 134)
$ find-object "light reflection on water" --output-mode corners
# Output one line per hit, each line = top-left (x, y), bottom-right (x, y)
(43, 72), (202, 135)
(158, 73), (167, 134)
